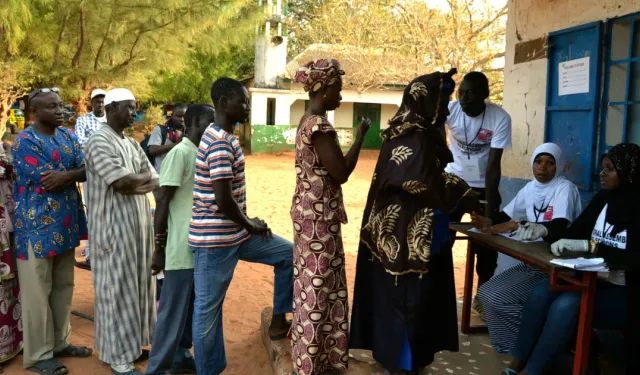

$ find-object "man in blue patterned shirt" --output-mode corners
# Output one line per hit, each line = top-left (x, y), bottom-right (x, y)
(74, 89), (106, 268)
(13, 88), (92, 374)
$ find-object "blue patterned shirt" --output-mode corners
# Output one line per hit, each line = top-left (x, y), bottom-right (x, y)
(12, 127), (88, 259)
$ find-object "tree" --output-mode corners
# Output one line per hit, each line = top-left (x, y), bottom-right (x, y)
(151, 46), (255, 104)
(287, 0), (506, 101)
(0, 0), (259, 129)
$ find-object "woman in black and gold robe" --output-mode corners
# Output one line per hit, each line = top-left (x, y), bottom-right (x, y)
(349, 69), (480, 374)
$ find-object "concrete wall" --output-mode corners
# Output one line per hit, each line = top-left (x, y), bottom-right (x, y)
(334, 102), (354, 128)
(289, 99), (306, 126)
(251, 85), (403, 126)
(381, 104), (400, 130)
(502, 0), (639, 181)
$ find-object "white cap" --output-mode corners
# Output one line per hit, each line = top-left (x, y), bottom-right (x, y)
(104, 88), (136, 106)
(90, 89), (107, 100)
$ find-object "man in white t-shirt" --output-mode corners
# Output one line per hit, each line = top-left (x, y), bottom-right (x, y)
(446, 72), (512, 312)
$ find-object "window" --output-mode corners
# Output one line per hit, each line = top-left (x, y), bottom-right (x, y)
(267, 97), (276, 125)
(600, 14), (640, 154)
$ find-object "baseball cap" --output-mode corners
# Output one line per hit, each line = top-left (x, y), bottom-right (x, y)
(91, 89), (107, 100)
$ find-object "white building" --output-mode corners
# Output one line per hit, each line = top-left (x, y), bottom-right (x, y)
(248, 1), (403, 153)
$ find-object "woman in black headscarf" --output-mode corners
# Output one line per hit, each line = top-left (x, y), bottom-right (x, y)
(349, 70), (481, 374)
(502, 143), (640, 375)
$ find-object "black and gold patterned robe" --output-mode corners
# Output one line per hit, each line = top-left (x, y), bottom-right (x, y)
(350, 127), (472, 371)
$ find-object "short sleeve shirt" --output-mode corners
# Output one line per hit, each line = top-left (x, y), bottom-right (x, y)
(148, 125), (176, 172)
(445, 101), (512, 188)
(75, 112), (107, 147)
(592, 205), (626, 286)
(12, 127), (88, 259)
(189, 126), (249, 248)
(159, 138), (197, 270)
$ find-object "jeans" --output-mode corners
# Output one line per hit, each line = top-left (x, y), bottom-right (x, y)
(145, 270), (194, 375)
(449, 187), (500, 284)
(192, 234), (294, 375)
(510, 278), (627, 375)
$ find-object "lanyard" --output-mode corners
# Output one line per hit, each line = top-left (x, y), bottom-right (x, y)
(533, 200), (549, 223)
(462, 111), (486, 159)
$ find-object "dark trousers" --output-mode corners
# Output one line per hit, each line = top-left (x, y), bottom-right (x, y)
(145, 269), (195, 375)
(449, 187), (500, 286)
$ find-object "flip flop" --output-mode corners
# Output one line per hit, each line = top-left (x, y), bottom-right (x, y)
(270, 320), (292, 341)
(111, 369), (143, 375)
(135, 349), (150, 362)
(27, 359), (68, 375)
(170, 357), (196, 374)
(55, 344), (93, 358)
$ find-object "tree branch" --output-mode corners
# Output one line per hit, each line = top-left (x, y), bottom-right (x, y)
(94, 12), (114, 71)
(71, 7), (87, 69)
(467, 4), (507, 43)
(53, 11), (71, 68)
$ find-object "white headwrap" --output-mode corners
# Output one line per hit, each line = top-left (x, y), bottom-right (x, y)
(104, 88), (135, 106)
(503, 143), (582, 223)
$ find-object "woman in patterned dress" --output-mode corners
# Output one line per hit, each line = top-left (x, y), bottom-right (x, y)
(0, 141), (20, 374)
(290, 59), (371, 375)
(349, 70), (481, 374)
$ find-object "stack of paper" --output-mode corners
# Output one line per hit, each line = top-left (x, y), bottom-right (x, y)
(550, 257), (609, 272)
(467, 227), (543, 243)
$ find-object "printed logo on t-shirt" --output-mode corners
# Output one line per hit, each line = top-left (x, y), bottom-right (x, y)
(477, 129), (494, 142)
(454, 138), (488, 156)
(543, 206), (554, 221)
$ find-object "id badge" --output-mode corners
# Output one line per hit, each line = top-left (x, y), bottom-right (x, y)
(460, 158), (481, 182)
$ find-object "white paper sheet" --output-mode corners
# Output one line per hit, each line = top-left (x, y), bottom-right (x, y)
(558, 57), (590, 96)
(550, 257), (609, 272)
(468, 227), (543, 243)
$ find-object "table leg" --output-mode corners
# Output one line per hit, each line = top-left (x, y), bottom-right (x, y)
(573, 272), (597, 375)
(461, 238), (475, 335)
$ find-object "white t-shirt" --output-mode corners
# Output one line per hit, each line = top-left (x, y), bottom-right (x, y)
(445, 101), (512, 188)
(502, 178), (582, 224)
(592, 205), (626, 286)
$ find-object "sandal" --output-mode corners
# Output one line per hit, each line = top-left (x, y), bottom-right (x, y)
(135, 349), (150, 362)
(502, 369), (519, 375)
(55, 344), (93, 358)
(111, 365), (143, 375)
(269, 320), (292, 341)
(170, 357), (196, 374)
(27, 359), (68, 375)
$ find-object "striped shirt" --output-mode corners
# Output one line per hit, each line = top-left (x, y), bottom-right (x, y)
(189, 125), (248, 248)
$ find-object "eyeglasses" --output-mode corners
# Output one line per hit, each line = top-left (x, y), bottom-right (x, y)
(28, 88), (60, 102)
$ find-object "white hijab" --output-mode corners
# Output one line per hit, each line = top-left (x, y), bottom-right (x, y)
(503, 143), (582, 223)
(530, 143), (564, 208)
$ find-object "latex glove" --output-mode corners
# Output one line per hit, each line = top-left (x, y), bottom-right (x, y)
(515, 223), (548, 241)
(550, 239), (589, 256)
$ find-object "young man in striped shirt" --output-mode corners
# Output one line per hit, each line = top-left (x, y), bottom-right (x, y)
(189, 78), (293, 375)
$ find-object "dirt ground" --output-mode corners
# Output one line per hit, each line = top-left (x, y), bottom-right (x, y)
(4, 150), (472, 374)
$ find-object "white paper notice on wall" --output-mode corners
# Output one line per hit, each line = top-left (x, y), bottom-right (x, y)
(558, 57), (590, 96)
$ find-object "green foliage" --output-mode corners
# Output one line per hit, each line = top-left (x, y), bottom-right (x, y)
(129, 104), (165, 136)
(0, 0), (260, 113)
(151, 46), (255, 104)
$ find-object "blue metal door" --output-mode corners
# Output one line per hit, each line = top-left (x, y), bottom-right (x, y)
(545, 22), (603, 191)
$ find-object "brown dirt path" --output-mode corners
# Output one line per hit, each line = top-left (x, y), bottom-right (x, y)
(4, 150), (471, 374)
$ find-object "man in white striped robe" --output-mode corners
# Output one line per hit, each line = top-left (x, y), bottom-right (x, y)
(84, 88), (159, 375)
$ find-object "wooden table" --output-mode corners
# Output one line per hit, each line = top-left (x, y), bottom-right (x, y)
(450, 223), (597, 375)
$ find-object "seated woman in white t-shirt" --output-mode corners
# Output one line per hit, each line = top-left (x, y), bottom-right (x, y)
(470, 143), (582, 353)
(502, 143), (640, 375)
